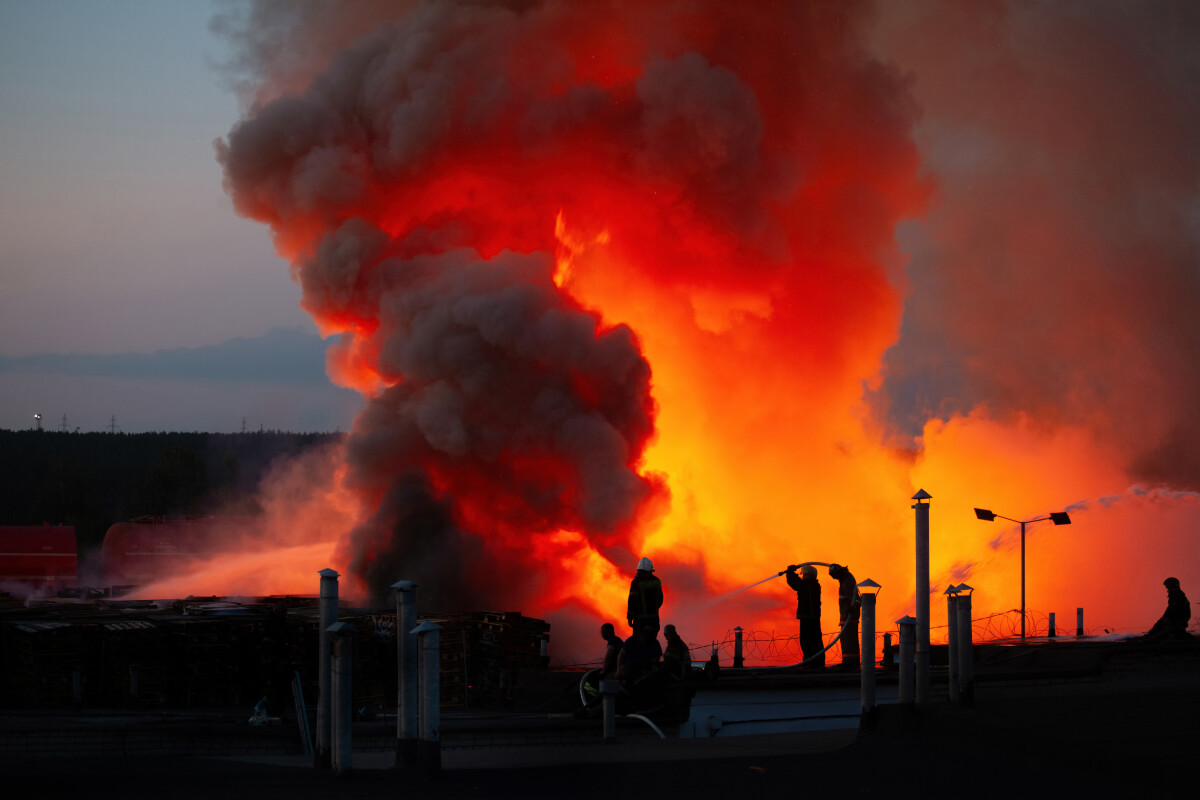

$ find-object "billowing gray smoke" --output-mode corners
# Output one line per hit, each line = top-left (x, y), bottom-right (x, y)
(868, 1), (1200, 489)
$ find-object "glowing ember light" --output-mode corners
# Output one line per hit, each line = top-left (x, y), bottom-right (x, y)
(554, 212), (610, 288)
(184, 2), (1200, 662)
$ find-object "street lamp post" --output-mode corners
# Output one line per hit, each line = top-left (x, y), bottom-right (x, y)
(974, 508), (1071, 638)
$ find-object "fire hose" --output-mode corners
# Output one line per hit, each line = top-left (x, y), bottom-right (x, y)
(579, 559), (856, 704)
(763, 560), (856, 670)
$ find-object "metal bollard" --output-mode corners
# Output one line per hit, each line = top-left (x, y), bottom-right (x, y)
(1077, 607), (1084, 637)
(392, 580), (419, 769)
(600, 680), (621, 743)
(733, 627), (744, 669)
(1048, 612), (1056, 638)
(413, 620), (442, 774)
(956, 589), (975, 706)
(315, 568), (340, 770)
(897, 616), (916, 704)
(329, 622), (356, 777)
(945, 588), (959, 703)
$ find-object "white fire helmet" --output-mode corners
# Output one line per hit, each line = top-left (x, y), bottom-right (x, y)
(637, 557), (654, 572)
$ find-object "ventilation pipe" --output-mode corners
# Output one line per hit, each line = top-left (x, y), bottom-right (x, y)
(897, 615), (916, 705)
(858, 579), (880, 717)
(945, 586), (960, 703)
(392, 580), (419, 769)
(956, 585), (975, 706)
(316, 567), (339, 770)
(413, 620), (442, 774)
(911, 490), (932, 704)
(329, 622), (355, 776)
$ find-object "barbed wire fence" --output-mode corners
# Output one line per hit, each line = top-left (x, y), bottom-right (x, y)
(555, 610), (1167, 670)
(677, 610), (1152, 668)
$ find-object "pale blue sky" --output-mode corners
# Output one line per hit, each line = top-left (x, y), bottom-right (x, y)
(0, 1), (351, 431)
(0, 0), (310, 357)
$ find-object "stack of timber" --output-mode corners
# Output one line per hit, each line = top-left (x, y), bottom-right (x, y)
(2, 620), (82, 708)
(0, 595), (550, 713)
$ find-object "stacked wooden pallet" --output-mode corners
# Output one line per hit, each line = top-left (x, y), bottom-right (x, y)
(0, 600), (550, 712)
(423, 611), (550, 708)
(98, 619), (168, 707)
(2, 621), (81, 708)
(152, 616), (256, 707)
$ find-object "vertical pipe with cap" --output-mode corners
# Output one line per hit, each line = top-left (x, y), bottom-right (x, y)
(413, 620), (442, 774)
(392, 580), (418, 769)
(860, 591), (877, 715)
(912, 490), (932, 704)
(733, 627), (744, 668)
(897, 616), (916, 705)
(957, 588), (975, 706)
(601, 679), (620, 742)
(316, 568), (339, 770)
(945, 587), (959, 703)
(329, 622), (355, 776)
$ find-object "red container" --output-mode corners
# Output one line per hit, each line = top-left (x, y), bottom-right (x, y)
(0, 525), (78, 589)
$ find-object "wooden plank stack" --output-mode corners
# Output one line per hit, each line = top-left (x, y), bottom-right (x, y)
(0, 599), (550, 712)
(1, 621), (81, 708)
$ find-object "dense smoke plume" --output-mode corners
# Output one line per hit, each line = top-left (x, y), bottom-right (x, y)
(217, 0), (921, 617)
(869, 1), (1200, 487)
(213, 1), (1200, 651)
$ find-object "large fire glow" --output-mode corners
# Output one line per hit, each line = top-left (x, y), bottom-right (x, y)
(161, 1), (1200, 662)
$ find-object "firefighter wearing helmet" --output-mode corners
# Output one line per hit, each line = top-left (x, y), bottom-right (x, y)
(627, 556), (664, 633)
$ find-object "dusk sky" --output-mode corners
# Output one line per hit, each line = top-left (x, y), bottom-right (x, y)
(1, 1), (1198, 647)
(0, 0), (355, 433)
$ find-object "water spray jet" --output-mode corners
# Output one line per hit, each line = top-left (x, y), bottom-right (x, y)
(676, 561), (833, 624)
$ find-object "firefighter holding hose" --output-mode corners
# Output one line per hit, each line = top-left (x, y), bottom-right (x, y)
(829, 563), (861, 670)
(785, 564), (824, 668)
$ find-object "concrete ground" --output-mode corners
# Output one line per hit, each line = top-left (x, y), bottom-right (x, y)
(2, 685), (1194, 800)
(3, 638), (1196, 799)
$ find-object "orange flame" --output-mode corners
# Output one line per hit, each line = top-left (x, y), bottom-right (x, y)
(202, 2), (1200, 665)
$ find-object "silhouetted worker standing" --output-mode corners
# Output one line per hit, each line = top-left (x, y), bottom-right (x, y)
(785, 564), (824, 668)
(600, 622), (623, 679)
(828, 564), (861, 669)
(627, 556), (664, 633)
(1147, 577), (1191, 639)
(617, 624), (663, 686)
(662, 623), (690, 680)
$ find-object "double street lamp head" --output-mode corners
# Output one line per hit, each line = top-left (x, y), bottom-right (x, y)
(973, 505), (1071, 639)
(973, 508), (1072, 526)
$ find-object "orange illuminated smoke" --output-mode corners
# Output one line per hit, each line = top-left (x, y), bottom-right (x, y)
(213, 1), (927, 648)
(208, 2), (1200, 662)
